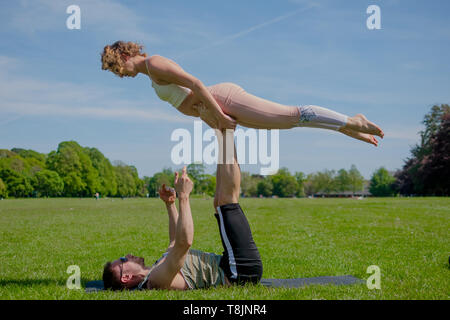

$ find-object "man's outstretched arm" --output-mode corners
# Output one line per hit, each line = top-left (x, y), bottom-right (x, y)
(158, 184), (178, 250)
(149, 167), (194, 289)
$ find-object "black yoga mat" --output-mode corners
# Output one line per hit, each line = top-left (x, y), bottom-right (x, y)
(85, 275), (364, 292)
(259, 275), (364, 288)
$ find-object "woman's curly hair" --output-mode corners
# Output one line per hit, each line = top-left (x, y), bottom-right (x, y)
(101, 41), (147, 78)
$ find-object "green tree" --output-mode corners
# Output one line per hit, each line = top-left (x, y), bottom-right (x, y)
(294, 172), (307, 197)
(0, 150), (33, 175)
(129, 165), (145, 197)
(198, 174), (216, 197)
(417, 104), (450, 157)
(147, 168), (174, 197)
(311, 169), (336, 195)
(46, 141), (100, 196)
(270, 168), (299, 197)
(113, 164), (145, 197)
(85, 147), (117, 196)
(10, 148), (46, 174)
(0, 177), (7, 198)
(416, 113), (450, 195)
(396, 104), (450, 195)
(114, 165), (135, 197)
(0, 168), (33, 197)
(348, 165), (365, 195)
(257, 179), (273, 197)
(241, 172), (261, 197)
(370, 167), (397, 197)
(187, 163), (206, 194)
(335, 169), (351, 193)
(303, 173), (316, 196)
(63, 172), (86, 196)
(34, 170), (64, 197)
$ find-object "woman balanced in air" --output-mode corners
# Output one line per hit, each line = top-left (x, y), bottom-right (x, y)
(101, 41), (384, 146)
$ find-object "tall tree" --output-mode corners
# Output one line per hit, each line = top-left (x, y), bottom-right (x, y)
(294, 172), (307, 197)
(0, 168), (33, 197)
(369, 167), (396, 197)
(11, 148), (46, 174)
(34, 170), (64, 197)
(114, 165), (136, 197)
(187, 163), (206, 194)
(147, 168), (174, 197)
(335, 169), (351, 193)
(417, 113), (450, 195)
(129, 165), (145, 197)
(270, 168), (298, 197)
(395, 104), (450, 195)
(311, 169), (336, 195)
(46, 141), (99, 196)
(85, 147), (117, 196)
(257, 179), (273, 197)
(0, 177), (7, 198)
(199, 174), (216, 197)
(348, 165), (365, 195)
(303, 173), (317, 196)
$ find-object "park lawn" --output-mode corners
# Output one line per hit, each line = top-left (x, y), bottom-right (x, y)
(0, 197), (448, 300)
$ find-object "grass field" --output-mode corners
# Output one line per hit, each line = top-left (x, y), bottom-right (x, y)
(0, 197), (449, 300)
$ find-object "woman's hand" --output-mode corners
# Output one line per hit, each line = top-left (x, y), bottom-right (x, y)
(217, 112), (237, 130)
(145, 56), (236, 129)
(197, 102), (236, 130)
(158, 184), (176, 205)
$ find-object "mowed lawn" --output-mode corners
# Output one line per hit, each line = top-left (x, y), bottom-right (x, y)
(0, 197), (448, 300)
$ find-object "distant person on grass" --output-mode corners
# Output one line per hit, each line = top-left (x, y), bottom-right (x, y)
(102, 129), (262, 290)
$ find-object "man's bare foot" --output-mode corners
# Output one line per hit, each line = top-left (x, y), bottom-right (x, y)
(338, 127), (379, 146)
(345, 114), (384, 138)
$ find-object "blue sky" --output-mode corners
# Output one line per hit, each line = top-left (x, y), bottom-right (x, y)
(1, 0), (449, 178)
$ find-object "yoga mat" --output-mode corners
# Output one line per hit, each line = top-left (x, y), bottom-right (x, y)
(259, 275), (364, 288)
(85, 275), (364, 292)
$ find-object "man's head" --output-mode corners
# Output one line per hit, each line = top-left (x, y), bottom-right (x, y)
(103, 254), (149, 290)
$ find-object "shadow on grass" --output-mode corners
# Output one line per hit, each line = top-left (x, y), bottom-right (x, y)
(0, 279), (62, 286)
(0, 278), (94, 287)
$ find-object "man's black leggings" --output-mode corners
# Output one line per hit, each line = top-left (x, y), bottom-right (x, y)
(215, 203), (263, 285)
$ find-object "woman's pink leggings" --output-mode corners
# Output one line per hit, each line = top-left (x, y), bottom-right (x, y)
(207, 82), (348, 131)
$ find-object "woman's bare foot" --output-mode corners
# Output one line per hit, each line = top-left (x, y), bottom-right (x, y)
(338, 127), (379, 146)
(345, 114), (384, 138)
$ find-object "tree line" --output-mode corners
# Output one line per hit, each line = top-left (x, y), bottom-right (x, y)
(0, 142), (372, 199)
(0, 141), (144, 198)
(0, 105), (448, 199)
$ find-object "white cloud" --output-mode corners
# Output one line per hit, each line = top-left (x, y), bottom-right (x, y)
(0, 63), (190, 123)
(175, 4), (318, 59)
(9, 0), (160, 44)
(1, 101), (190, 123)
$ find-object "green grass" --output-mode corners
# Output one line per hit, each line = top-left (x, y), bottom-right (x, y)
(0, 197), (449, 300)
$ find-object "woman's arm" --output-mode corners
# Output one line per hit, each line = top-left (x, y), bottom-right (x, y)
(146, 55), (236, 129)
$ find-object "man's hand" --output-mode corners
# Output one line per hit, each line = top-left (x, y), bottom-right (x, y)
(158, 184), (176, 205)
(174, 166), (193, 200)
